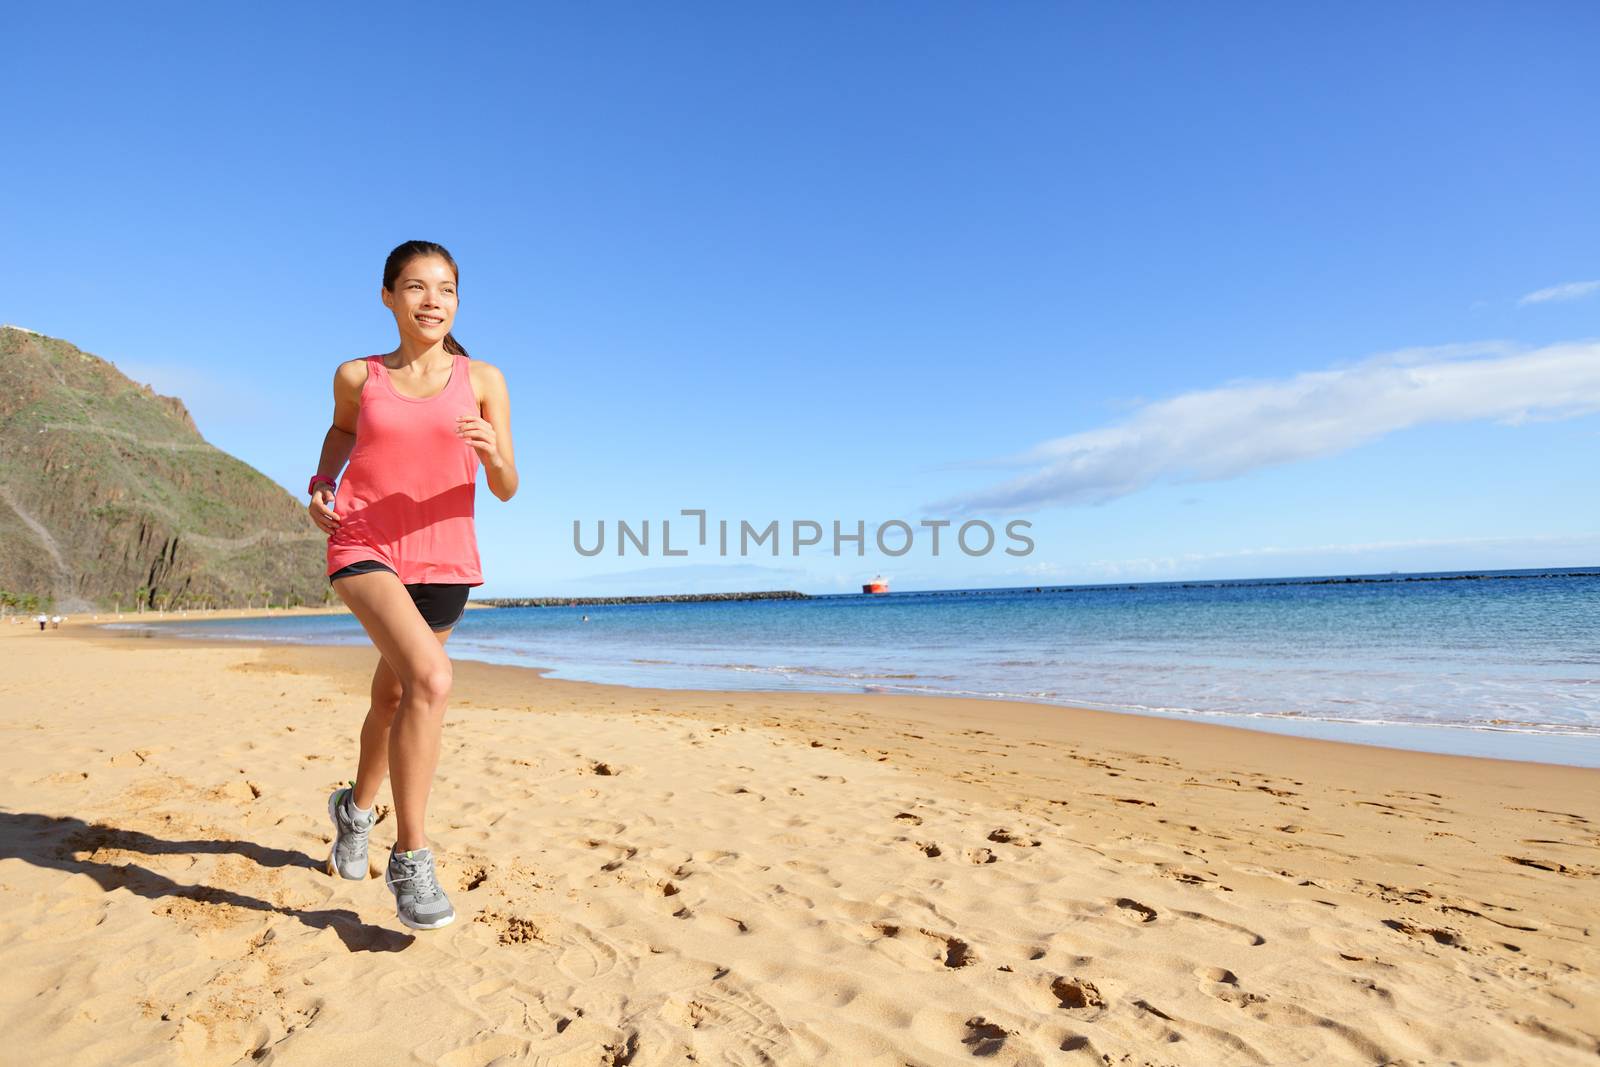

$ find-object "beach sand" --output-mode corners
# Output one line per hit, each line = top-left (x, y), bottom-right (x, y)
(1, 617), (1596, 1066)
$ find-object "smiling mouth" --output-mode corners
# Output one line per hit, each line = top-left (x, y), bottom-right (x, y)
(415, 315), (444, 327)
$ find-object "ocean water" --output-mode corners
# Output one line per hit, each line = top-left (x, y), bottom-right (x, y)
(114, 568), (1600, 767)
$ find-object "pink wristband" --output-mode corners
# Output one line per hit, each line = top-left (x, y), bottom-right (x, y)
(307, 474), (336, 495)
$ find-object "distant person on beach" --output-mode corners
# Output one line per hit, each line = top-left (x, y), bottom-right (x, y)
(36, 613), (47, 631)
(306, 240), (519, 931)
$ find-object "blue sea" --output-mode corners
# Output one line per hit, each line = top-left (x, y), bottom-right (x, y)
(114, 568), (1600, 768)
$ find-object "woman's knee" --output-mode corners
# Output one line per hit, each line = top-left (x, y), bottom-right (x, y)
(369, 665), (404, 717)
(404, 661), (454, 707)
(369, 683), (404, 719)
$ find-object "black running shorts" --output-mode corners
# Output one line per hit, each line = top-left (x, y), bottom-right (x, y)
(328, 559), (471, 632)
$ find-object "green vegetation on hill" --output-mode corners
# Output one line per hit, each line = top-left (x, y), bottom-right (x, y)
(0, 326), (329, 610)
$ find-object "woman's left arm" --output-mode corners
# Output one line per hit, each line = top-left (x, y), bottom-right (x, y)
(458, 362), (519, 501)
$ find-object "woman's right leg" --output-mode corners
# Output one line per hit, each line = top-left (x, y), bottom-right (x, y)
(351, 625), (452, 813)
(331, 570), (453, 853)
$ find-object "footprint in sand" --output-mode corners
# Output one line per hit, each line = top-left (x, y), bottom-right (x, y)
(1173, 908), (1267, 945)
(1115, 897), (1158, 923)
(550, 922), (628, 982)
(436, 1034), (529, 1067)
(1507, 806), (1590, 825)
(1047, 976), (1106, 1012)
(1438, 903), (1538, 932)
(706, 913), (749, 934)
(1358, 800), (1447, 824)
(1195, 971), (1272, 1007)
(208, 779), (259, 803)
(471, 910), (541, 945)
(582, 839), (638, 871)
(1156, 864), (1223, 889)
(782, 858), (842, 887)
(1382, 917), (1465, 949)
(1090, 794), (1157, 807)
(457, 864), (489, 892)
(690, 848), (739, 865)
(960, 1017), (1010, 1056)
(35, 770), (90, 785)
(1504, 855), (1597, 877)
(713, 783), (766, 801)
(1131, 999), (1273, 1060)
(869, 923), (976, 969)
(663, 984), (793, 1062)
(527, 1018), (642, 1067)
(1229, 997), (1391, 1062)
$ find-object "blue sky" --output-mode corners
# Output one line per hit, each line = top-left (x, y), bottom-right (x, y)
(3, 4), (1597, 596)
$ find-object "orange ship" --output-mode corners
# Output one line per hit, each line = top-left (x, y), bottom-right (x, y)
(862, 575), (889, 595)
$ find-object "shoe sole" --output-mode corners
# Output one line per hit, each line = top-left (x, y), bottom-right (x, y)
(386, 879), (456, 930)
(326, 789), (370, 880)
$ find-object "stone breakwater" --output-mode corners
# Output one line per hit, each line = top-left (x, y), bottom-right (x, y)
(476, 590), (812, 608)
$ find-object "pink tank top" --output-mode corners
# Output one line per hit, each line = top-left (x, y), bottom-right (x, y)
(326, 353), (484, 585)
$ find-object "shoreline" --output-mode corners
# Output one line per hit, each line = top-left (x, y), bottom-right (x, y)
(47, 614), (1600, 834)
(81, 610), (1600, 769)
(2, 617), (1597, 1062)
(74, 622), (1600, 783)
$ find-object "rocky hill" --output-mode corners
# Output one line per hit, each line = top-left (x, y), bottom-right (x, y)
(0, 326), (327, 611)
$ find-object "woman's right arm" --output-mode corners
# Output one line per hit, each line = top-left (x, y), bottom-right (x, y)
(308, 361), (366, 534)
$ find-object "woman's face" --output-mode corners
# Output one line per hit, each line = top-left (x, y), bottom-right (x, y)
(382, 255), (458, 344)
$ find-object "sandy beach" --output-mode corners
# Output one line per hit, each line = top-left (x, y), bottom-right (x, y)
(1, 616), (1596, 1066)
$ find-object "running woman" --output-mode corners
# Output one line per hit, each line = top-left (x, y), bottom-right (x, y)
(307, 240), (518, 930)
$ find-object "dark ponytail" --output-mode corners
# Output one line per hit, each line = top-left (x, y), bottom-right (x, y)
(382, 240), (470, 357)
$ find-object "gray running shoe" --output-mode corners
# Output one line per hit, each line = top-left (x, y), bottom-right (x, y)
(326, 782), (375, 880)
(385, 846), (456, 930)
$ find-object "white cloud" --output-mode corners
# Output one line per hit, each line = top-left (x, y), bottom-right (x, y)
(932, 341), (1600, 513)
(1518, 280), (1600, 306)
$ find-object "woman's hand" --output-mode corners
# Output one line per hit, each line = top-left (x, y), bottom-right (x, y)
(456, 414), (504, 468)
(309, 487), (339, 534)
